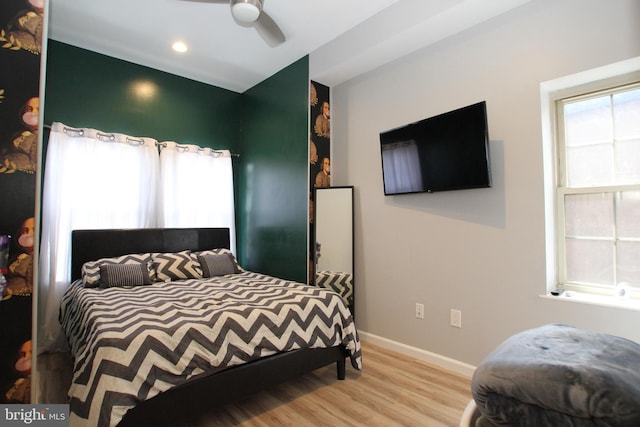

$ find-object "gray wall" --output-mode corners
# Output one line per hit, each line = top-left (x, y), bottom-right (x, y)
(331, 0), (640, 365)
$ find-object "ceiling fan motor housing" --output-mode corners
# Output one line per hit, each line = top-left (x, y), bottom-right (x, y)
(231, 0), (262, 23)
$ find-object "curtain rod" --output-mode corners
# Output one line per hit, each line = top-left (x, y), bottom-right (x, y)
(43, 123), (240, 158)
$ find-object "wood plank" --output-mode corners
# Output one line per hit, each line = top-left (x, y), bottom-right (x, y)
(38, 341), (473, 426)
(186, 342), (472, 426)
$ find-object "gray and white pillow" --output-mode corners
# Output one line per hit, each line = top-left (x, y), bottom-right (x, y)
(197, 253), (238, 277)
(152, 250), (202, 281)
(196, 248), (243, 273)
(81, 253), (155, 288)
(100, 262), (154, 288)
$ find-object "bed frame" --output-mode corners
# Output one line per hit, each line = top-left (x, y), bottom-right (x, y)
(71, 227), (348, 427)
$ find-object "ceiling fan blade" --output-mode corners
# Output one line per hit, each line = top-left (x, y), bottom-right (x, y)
(254, 11), (285, 47)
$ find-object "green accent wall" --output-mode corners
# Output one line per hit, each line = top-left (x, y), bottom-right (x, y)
(43, 41), (310, 282)
(237, 57), (309, 282)
(44, 41), (242, 150)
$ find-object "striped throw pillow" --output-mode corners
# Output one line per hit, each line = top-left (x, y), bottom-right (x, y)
(197, 253), (238, 277)
(100, 262), (154, 288)
(81, 253), (155, 287)
(195, 248), (243, 273)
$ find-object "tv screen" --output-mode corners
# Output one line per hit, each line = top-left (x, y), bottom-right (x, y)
(379, 101), (491, 195)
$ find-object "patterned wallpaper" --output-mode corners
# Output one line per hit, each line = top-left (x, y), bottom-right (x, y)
(0, 0), (43, 404)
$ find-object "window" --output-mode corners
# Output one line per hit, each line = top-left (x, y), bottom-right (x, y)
(38, 123), (236, 351)
(554, 83), (640, 298)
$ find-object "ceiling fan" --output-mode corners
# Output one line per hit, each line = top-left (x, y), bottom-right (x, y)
(183, 0), (286, 47)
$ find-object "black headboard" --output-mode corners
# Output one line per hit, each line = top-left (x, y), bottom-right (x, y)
(71, 228), (231, 281)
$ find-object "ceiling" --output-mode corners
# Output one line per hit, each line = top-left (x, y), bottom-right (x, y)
(47, 0), (533, 93)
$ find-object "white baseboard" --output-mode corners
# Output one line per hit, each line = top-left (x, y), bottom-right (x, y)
(359, 330), (476, 378)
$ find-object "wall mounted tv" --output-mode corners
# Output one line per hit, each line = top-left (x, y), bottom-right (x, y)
(379, 101), (491, 195)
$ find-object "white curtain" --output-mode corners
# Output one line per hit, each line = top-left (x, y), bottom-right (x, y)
(38, 123), (235, 352)
(157, 142), (236, 252)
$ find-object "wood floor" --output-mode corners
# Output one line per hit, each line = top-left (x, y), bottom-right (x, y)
(38, 342), (472, 426)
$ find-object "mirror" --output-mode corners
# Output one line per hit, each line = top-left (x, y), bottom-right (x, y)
(314, 186), (354, 316)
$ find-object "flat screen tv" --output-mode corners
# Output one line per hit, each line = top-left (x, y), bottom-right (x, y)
(379, 101), (491, 195)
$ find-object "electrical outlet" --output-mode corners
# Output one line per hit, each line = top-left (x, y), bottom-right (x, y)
(415, 303), (424, 319)
(450, 309), (462, 328)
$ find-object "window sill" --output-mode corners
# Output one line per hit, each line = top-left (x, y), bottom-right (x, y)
(540, 291), (640, 312)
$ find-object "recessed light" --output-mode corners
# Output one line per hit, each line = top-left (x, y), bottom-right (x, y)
(172, 41), (188, 53)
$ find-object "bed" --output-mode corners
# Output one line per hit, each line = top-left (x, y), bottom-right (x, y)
(59, 227), (361, 427)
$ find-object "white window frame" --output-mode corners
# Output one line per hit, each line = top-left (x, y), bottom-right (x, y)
(555, 83), (640, 298)
(541, 57), (640, 304)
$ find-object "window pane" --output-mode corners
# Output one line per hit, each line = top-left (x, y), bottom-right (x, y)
(565, 238), (613, 285)
(617, 191), (640, 238)
(615, 139), (640, 184)
(617, 241), (640, 288)
(566, 145), (613, 186)
(564, 95), (612, 147)
(565, 193), (614, 238)
(613, 88), (640, 140)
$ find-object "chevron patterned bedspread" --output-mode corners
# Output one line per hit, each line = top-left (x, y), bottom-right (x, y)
(59, 271), (361, 427)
